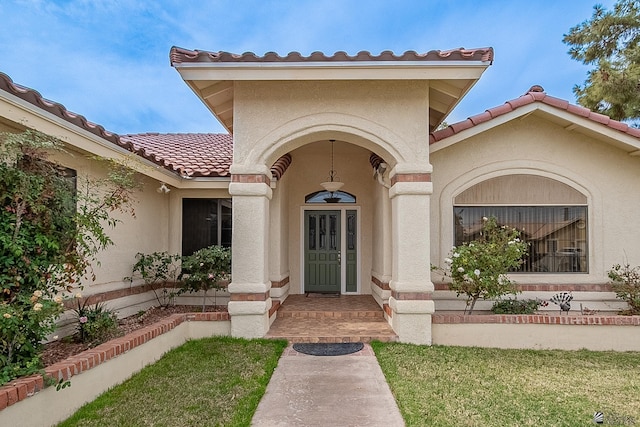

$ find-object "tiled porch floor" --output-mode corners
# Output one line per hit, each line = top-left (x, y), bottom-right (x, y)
(265, 294), (398, 343)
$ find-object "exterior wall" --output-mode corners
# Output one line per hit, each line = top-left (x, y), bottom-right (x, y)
(232, 80), (431, 168)
(229, 79), (435, 343)
(430, 113), (640, 289)
(286, 142), (376, 294)
(43, 148), (173, 331)
(371, 182), (392, 306)
(269, 172), (291, 301)
(432, 322), (640, 351)
(0, 118), (22, 133)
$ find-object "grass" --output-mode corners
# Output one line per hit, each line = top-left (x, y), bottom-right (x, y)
(371, 342), (640, 427)
(57, 337), (287, 427)
(55, 337), (640, 427)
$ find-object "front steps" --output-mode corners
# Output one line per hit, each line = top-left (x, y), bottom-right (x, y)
(265, 294), (398, 343)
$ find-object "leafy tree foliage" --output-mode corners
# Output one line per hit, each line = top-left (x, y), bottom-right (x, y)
(563, 0), (640, 123)
(0, 129), (137, 384)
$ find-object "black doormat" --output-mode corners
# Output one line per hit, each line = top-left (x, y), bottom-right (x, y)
(292, 342), (364, 356)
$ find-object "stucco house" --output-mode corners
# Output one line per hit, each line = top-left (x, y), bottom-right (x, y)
(1, 46), (639, 345)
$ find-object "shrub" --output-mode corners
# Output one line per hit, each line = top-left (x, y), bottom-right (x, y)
(608, 262), (640, 315)
(72, 296), (120, 345)
(441, 216), (528, 314)
(491, 298), (547, 314)
(180, 246), (231, 312)
(126, 251), (181, 308)
(0, 129), (137, 385)
(0, 291), (63, 384)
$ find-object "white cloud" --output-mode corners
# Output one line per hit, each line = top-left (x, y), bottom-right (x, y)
(0, 0), (622, 133)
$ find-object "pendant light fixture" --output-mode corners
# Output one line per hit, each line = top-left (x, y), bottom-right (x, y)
(320, 139), (344, 194)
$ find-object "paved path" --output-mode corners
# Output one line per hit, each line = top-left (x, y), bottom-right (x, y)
(252, 344), (405, 427)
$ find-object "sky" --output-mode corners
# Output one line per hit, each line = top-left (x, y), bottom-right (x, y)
(0, 0), (616, 135)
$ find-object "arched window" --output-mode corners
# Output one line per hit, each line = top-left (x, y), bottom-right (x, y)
(305, 190), (356, 204)
(454, 175), (588, 273)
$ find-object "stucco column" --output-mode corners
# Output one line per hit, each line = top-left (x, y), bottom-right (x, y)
(389, 165), (435, 345)
(227, 172), (273, 339)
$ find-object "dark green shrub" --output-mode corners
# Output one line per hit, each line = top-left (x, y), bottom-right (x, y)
(491, 298), (547, 314)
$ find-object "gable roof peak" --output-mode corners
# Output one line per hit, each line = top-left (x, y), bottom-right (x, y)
(429, 85), (640, 145)
(526, 85), (545, 94)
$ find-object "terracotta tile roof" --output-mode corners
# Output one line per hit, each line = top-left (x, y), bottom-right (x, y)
(120, 133), (233, 178)
(430, 85), (640, 144)
(0, 71), (121, 146)
(270, 153), (292, 180)
(170, 47), (494, 65)
(0, 71), (235, 178)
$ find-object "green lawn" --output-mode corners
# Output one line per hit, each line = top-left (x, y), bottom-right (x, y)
(58, 337), (287, 427)
(372, 342), (640, 427)
(57, 338), (640, 427)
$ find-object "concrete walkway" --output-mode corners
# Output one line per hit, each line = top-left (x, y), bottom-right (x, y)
(252, 344), (405, 427)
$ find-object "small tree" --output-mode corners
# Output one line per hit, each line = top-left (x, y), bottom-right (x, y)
(0, 129), (137, 384)
(179, 245), (231, 312)
(441, 216), (528, 314)
(125, 252), (181, 308)
(608, 262), (640, 315)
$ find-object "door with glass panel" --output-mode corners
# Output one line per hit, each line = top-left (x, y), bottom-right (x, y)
(304, 211), (341, 293)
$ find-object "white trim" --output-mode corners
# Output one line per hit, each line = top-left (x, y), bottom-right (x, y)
(174, 60), (490, 69)
(299, 206), (361, 295)
(175, 64), (488, 82)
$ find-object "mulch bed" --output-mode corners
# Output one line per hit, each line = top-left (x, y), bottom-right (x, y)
(41, 305), (226, 367)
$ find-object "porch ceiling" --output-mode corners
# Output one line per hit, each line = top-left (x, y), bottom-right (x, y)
(170, 47), (494, 134)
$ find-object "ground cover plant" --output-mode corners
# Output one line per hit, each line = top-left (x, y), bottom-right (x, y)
(58, 337), (287, 427)
(372, 342), (640, 427)
(491, 297), (547, 314)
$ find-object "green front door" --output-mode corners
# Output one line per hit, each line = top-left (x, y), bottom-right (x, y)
(304, 210), (341, 293)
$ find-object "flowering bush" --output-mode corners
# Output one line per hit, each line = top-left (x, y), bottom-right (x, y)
(0, 130), (137, 385)
(442, 216), (528, 314)
(180, 245), (231, 311)
(608, 262), (640, 315)
(125, 251), (181, 308)
(0, 291), (64, 384)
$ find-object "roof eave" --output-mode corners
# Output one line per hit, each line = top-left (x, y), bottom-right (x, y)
(172, 61), (490, 81)
(173, 61), (491, 135)
(0, 88), (184, 184)
(430, 103), (640, 155)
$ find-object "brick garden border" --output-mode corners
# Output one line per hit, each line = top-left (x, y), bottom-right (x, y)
(0, 311), (229, 412)
(432, 313), (640, 325)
